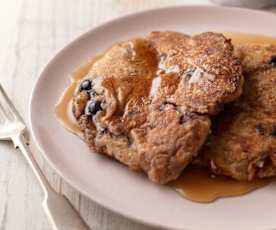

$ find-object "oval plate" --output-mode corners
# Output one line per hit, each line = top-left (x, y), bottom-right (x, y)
(30, 6), (276, 230)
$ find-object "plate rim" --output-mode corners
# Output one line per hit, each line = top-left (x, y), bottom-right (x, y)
(29, 5), (276, 230)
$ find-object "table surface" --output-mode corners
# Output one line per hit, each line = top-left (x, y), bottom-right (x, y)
(0, 1), (276, 229)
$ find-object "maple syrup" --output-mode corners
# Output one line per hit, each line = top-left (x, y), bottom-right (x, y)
(55, 32), (276, 203)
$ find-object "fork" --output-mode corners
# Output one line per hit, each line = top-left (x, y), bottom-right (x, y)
(0, 84), (90, 230)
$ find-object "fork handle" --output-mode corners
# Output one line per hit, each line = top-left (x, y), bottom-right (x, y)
(13, 133), (90, 230)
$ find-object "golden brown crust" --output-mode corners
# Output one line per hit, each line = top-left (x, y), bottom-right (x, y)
(131, 109), (210, 183)
(202, 111), (276, 180)
(72, 32), (243, 184)
(235, 44), (276, 74)
(148, 31), (244, 115)
(201, 44), (276, 180)
(235, 45), (276, 113)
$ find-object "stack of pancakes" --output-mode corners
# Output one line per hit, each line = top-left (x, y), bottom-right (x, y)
(72, 31), (276, 184)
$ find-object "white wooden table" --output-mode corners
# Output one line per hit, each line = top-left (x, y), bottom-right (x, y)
(0, 1), (275, 229)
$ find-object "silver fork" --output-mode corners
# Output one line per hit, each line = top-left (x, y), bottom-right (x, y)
(0, 84), (90, 230)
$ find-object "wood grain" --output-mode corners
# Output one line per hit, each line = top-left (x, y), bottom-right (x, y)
(0, 0), (275, 229)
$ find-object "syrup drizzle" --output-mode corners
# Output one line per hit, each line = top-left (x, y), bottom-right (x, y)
(55, 32), (276, 203)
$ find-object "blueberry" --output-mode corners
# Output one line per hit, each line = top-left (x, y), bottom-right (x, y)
(179, 114), (189, 124)
(184, 68), (196, 78)
(159, 101), (176, 111)
(100, 128), (108, 134)
(159, 53), (167, 61)
(269, 56), (276, 67)
(79, 79), (92, 91)
(86, 99), (102, 115)
(255, 124), (266, 135)
(271, 126), (276, 136)
(234, 58), (241, 65)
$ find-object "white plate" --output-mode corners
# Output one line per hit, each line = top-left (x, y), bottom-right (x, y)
(30, 6), (276, 230)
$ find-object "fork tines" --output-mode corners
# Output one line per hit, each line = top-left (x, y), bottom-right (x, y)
(0, 84), (23, 122)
